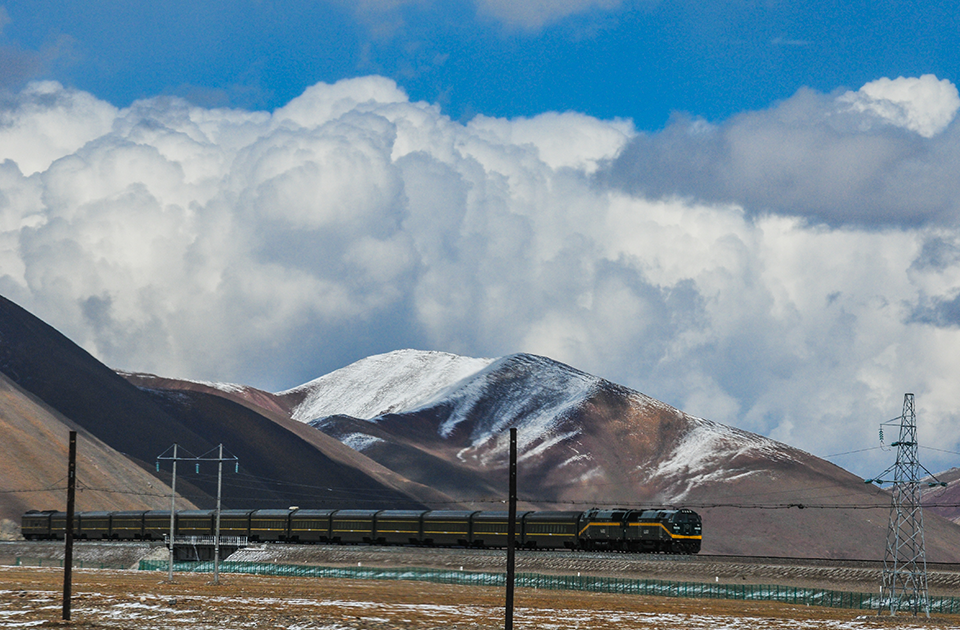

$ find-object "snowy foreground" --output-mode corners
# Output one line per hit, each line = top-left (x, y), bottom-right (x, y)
(0, 591), (943, 630)
(0, 567), (952, 630)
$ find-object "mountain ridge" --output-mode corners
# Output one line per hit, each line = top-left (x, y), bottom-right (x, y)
(289, 349), (960, 559)
(2, 294), (959, 559)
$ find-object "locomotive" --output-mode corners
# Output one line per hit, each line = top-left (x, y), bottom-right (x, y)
(22, 506), (702, 554)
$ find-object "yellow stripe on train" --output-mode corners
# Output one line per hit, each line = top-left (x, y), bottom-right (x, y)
(576, 521), (703, 540)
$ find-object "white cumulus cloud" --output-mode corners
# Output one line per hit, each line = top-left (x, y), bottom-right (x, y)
(2, 75), (960, 478)
(838, 74), (960, 138)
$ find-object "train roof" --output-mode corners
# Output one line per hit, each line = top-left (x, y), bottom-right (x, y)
(251, 509), (295, 517)
(376, 510), (425, 518)
(422, 510), (478, 519)
(332, 509), (379, 517)
(290, 509), (337, 517)
(472, 511), (532, 520)
(523, 511), (583, 521)
(178, 509), (215, 517)
(219, 509), (255, 516)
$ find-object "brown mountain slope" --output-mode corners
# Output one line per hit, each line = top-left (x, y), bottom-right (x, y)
(121, 374), (456, 509)
(119, 373), (296, 419)
(0, 372), (194, 524)
(924, 467), (960, 524)
(0, 295), (439, 513)
(131, 384), (455, 509)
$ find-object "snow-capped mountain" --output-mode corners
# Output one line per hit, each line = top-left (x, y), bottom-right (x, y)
(290, 351), (799, 496)
(285, 349), (960, 560)
(278, 350), (495, 422)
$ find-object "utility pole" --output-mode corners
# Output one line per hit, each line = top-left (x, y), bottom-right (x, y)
(168, 444), (178, 581)
(62, 431), (77, 621)
(505, 427), (517, 630)
(865, 394), (944, 617)
(214, 443), (224, 585)
(157, 444), (237, 584)
(158, 444), (186, 581)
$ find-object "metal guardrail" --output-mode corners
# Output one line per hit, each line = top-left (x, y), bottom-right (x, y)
(163, 535), (249, 546)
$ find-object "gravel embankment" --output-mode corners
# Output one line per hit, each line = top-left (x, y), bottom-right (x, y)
(6, 540), (960, 596)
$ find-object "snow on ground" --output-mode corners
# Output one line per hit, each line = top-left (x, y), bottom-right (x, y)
(280, 350), (495, 422)
(0, 587), (943, 630)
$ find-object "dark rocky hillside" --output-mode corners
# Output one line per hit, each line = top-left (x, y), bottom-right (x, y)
(0, 295), (438, 520)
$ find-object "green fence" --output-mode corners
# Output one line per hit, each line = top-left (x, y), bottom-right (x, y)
(137, 560), (960, 614)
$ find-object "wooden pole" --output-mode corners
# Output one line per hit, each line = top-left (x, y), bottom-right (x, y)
(505, 427), (517, 630)
(62, 431), (77, 621)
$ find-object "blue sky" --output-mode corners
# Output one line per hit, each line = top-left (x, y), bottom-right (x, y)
(3, 0), (957, 128)
(2, 1), (960, 478)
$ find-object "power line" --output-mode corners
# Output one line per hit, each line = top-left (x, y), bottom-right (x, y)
(920, 445), (960, 457)
(16, 478), (960, 511)
(821, 446), (884, 458)
(0, 485), (67, 494)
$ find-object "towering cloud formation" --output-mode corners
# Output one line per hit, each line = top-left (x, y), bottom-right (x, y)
(1, 75), (959, 476)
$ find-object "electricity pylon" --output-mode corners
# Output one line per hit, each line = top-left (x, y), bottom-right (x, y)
(865, 393), (944, 617)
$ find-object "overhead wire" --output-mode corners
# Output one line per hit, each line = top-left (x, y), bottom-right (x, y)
(14, 434), (956, 511)
(17, 477), (960, 512)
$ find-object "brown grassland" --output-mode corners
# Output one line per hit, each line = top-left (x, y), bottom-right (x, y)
(2, 566), (958, 630)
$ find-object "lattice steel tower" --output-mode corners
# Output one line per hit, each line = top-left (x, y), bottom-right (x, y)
(867, 393), (941, 617)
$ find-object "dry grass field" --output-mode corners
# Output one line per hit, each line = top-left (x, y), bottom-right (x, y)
(2, 566), (958, 630)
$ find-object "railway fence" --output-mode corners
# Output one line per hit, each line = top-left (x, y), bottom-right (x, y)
(138, 560), (960, 614)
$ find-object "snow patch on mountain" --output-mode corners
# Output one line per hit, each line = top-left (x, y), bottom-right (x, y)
(341, 433), (384, 452)
(280, 350), (495, 422)
(649, 416), (802, 500)
(431, 354), (598, 449)
(119, 371), (249, 395)
(193, 380), (248, 394)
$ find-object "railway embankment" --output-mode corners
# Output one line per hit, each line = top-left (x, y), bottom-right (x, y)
(5, 540), (960, 596)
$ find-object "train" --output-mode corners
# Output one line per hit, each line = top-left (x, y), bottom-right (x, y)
(21, 506), (702, 554)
